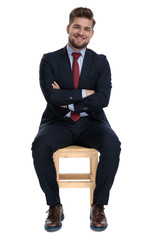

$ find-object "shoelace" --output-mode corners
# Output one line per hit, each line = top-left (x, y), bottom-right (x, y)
(46, 205), (60, 219)
(46, 203), (62, 213)
(93, 204), (105, 217)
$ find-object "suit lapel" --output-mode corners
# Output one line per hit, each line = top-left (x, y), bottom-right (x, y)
(79, 48), (93, 89)
(59, 46), (74, 88)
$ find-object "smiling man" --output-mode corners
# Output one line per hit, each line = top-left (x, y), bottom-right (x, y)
(67, 17), (94, 50)
(31, 7), (121, 232)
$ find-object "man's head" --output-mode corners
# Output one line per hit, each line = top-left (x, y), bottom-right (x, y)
(67, 7), (96, 51)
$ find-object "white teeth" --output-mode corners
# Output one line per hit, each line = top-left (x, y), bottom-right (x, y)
(76, 36), (84, 40)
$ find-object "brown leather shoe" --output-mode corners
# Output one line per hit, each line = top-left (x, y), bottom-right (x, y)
(90, 203), (108, 231)
(44, 204), (64, 232)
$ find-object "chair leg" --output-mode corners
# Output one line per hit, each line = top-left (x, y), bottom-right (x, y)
(90, 187), (94, 205)
(53, 152), (59, 183)
(90, 152), (98, 205)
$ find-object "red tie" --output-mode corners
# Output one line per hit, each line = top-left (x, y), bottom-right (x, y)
(71, 52), (81, 121)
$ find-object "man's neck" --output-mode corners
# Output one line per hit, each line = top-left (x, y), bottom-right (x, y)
(67, 42), (86, 52)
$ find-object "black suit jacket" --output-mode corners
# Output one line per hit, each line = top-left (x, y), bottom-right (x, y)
(39, 46), (112, 128)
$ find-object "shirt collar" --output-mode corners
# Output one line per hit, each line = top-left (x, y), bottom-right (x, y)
(66, 44), (86, 58)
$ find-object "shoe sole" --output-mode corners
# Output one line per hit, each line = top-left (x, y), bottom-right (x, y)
(90, 215), (108, 231)
(90, 224), (108, 231)
(44, 214), (64, 232)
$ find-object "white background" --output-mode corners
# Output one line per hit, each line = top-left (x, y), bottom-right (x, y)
(0, 0), (160, 239)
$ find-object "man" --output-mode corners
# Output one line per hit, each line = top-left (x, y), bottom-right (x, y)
(31, 7), (121, 232)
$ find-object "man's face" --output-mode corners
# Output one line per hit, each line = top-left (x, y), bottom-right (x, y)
(67, 17), (94, 51)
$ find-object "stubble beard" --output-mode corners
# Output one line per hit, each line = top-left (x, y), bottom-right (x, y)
(68, 37), (89, 50)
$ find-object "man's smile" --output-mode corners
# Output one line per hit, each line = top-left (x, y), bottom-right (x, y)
(74, 35), (85, 41)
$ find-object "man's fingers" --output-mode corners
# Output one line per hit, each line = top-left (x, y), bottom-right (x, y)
(60, 105), (67, 108)
(85, 89), (95, 97)
(52, 82), (60, 89)
(52, 83), (57, 89)
(54, 81), (60, 89)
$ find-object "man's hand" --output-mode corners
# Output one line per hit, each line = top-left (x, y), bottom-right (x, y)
(51, 81), (67, 108)
(52, 81), (60, 89)
(85, 89), (95, 97)
(51, 82), (95, 107)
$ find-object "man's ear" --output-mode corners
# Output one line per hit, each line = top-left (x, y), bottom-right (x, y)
(66, 25), (70, 34)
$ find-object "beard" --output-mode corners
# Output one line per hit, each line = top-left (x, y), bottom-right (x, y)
(68, 36), (89, 50)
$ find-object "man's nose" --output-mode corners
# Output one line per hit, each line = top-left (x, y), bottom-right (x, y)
(77, 28), (84, 35)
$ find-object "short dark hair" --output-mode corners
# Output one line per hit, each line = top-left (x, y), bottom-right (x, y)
(69, 7), (96, 29)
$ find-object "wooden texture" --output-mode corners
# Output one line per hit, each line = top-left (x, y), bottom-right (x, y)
(53, 145), (98, 205)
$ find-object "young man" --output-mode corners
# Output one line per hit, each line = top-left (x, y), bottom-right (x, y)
(31, 7), (121, 232)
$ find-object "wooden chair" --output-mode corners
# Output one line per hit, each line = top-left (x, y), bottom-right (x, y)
(53, 145), (98, 205)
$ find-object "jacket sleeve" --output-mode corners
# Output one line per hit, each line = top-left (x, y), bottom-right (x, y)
(74, 56), (112, 113)
(39, 54), (83, 106)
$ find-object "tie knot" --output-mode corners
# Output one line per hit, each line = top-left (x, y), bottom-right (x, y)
(72, 52), (81, 60)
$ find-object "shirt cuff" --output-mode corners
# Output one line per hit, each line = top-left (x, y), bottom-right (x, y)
(82, 89), (86, 98)
(68, 104), (75, 111)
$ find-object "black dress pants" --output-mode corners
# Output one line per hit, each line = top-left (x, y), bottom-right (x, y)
(31, 117), (121, 206)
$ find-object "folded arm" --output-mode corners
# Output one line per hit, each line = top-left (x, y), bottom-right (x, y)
(69, 57), (112, 113)
(39, 54), (83, 106)
(51, 81), (95, 109)
(40, 54), (111, 111)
